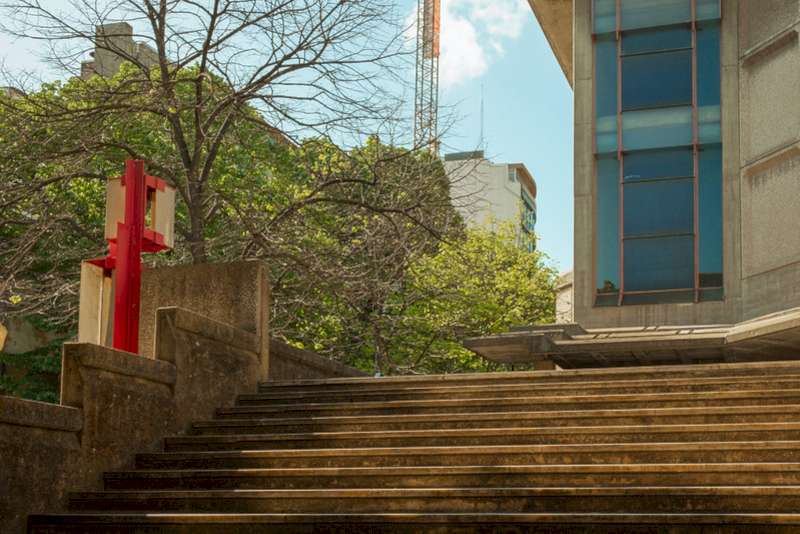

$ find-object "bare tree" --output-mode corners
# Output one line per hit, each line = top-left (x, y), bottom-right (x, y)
(0, 0), (419, 262)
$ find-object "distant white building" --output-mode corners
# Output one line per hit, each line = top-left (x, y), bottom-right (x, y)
(444, 151), (538, 250)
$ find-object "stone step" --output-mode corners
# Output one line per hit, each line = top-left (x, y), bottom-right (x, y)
(67, 486), (800, 514)
(164, 422), (800, 452)
(255, 360), (800, 392)
(219, 389), (800, 418)
(104, 463), (800, 491)
(249, 375), (800, 403)
(137, 441), (800, 469)
(192, 404), (800, 434)
(28, 512), (800, 533)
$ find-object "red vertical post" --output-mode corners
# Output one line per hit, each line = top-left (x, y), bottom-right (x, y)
(112, 160), (146, 353)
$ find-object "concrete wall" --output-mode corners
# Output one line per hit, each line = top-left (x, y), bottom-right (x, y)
(0, 396), (82, 534)
(555, 271), (574, 324)
(139, 260), (270, 374)
(572, 0), (786, 328)
(0, 318), (60, 355)
(738, 0), (800, 320)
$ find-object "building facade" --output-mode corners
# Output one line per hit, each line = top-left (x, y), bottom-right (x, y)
(80, 22), (159, 80)
(444, 151), (538, 249)
(530, 0), (800, 328)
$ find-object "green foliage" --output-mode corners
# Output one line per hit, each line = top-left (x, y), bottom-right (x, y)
(2, 64), (557, 388)
(401, 223), (558, 373)
(280, 222), (558, 375)
(0, 337), (63, 403)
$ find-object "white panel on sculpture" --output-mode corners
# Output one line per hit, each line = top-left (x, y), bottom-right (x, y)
(154, 185), (176, 248)
(104, 177), (124, 241)
(78, 261), (113, 345)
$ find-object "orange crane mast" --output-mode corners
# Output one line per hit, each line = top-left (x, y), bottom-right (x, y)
(414, 0), (440, 152)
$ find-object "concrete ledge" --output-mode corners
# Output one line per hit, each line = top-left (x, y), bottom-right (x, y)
(268, 339), (368, 381)
(466, 307), (800, 368)
(0, 395), (82, 433)
(741, 26), (799, 66)
(61, 343), (176, 409)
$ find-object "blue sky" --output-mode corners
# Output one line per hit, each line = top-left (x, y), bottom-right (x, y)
(426, 0), (574, 272)
(0, 0), (574, 272)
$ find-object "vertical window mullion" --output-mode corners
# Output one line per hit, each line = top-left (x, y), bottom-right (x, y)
(616, 0), (624, 305)
(691, 0), (700, 302)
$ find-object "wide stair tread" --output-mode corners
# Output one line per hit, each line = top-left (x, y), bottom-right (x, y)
(28, 512), (800, 533)
(217, 388), (800, 419)
(246, 374), (800, 402)
(103, 462), (800, 490)
(135, 440), (800, 469)
(65, 486), (800, 514)
(192, 403), (800, 434)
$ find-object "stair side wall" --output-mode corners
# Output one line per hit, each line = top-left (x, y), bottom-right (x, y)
(268, 339), (369, 381)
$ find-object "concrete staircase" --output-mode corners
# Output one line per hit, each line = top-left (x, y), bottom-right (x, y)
(28, 361), (800, 532)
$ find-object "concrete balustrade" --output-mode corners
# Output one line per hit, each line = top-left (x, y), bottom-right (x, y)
(0, 261), (364, 533)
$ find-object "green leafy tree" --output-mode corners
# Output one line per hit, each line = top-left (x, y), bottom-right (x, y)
(280, 222), (558, 375)
(399, 223), (558, 374)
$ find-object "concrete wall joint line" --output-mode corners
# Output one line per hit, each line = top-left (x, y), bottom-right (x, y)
(742, 141), (800, 176)
(741, 26), (799, 65)
(161, 306), (261, 355)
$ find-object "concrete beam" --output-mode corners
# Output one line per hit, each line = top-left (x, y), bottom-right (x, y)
(527, 0), (574, 86)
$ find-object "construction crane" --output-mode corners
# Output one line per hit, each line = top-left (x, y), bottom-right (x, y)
(414, 0), (441, 153)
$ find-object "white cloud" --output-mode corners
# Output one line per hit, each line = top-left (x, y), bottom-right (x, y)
(439, 0), (529, 89)
(439, 10), (488, 89)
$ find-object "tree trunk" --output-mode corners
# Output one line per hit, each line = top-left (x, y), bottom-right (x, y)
(186, 182), (207, 264)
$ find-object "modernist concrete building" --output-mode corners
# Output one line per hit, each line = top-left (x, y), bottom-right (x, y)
(444, 151), (538, 248)
(530, 0), (800, 329)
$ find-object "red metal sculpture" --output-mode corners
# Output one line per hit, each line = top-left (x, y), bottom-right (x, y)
(85, 160), (174, 354)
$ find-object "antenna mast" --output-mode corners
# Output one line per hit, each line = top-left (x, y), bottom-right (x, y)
(414, 0), (441, 153)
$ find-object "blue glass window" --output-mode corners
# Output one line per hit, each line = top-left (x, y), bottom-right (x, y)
(597, 155), (621, 294)
(697, 0), (721, 21)
(699, 145), (723, 287)
(594, 0), (617, 34)
(621, 0), (691, 30)
(623, 147), (693, 181)
(622, 106), (692, 150)
(622, 50), (692, 110)
(698, 22), (721, 144)
(595, 35), (618, 153)
(624, 179), (693, 237)
(622, 27), (691, 55)
(624, 235), (694, 291)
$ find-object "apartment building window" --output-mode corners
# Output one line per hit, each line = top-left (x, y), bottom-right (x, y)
(593, 0), (722, 306)
(520, 190), (537, 253)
